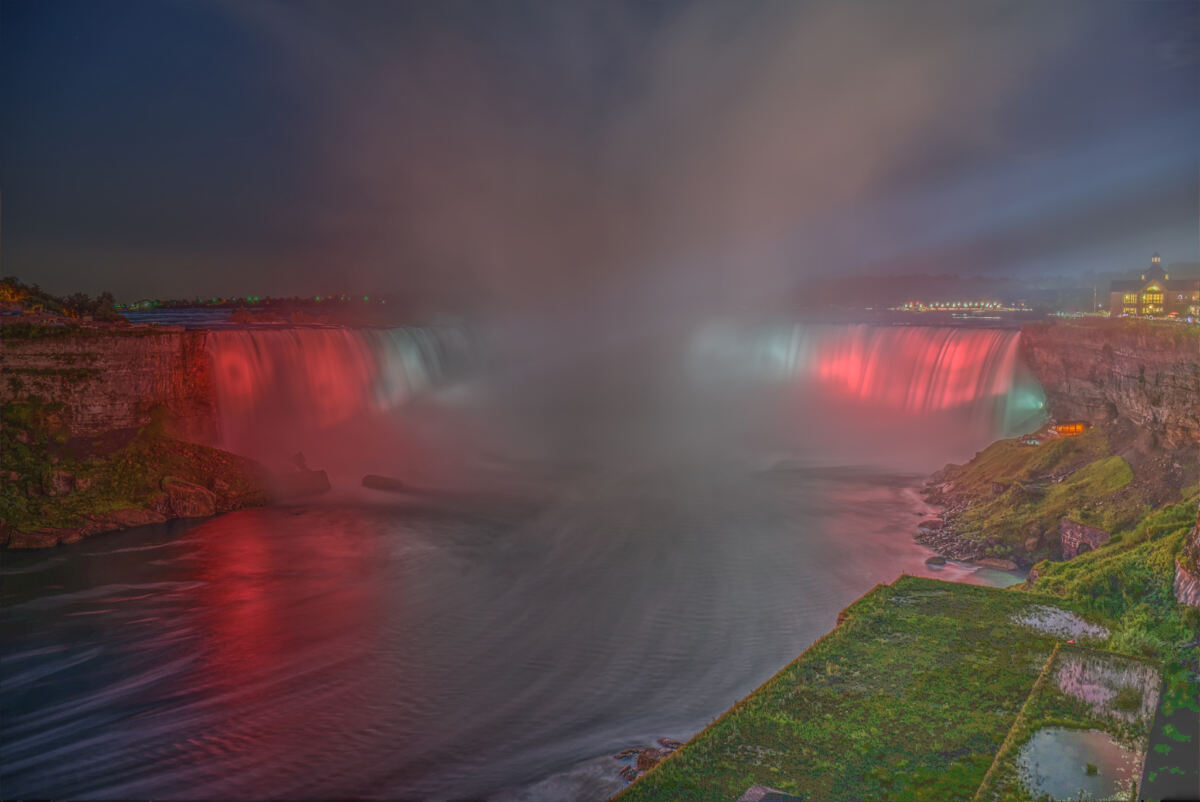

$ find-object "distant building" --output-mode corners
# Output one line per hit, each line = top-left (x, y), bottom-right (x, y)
(1109, 252), (1200, 318)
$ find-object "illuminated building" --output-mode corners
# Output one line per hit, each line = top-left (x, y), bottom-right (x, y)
(1108, 252), (1200, 318)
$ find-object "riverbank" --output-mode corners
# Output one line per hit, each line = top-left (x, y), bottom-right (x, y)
(917, 425), (1195, 567)
(614, 494), (1199, 801)
(0, 399), (273, 548)
(613, 577), (1137, 801)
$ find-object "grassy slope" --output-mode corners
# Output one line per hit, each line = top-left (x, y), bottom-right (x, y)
(0, 400), (267, 533)
(1030, 501), (1199, 662)
(617, 501), (1199, 802)
(972, 643), (1158, 802)
(616, 577), (1065, 802)
(935, 429), (1155, 558)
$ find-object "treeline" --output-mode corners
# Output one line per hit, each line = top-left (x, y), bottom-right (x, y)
(0, 276), (123, 322)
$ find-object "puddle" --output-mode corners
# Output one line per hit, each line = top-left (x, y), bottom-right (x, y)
(1017, 727), (1139, 801)
(1054, 652), (1160, 725)
(1013, 605), (1109, 641)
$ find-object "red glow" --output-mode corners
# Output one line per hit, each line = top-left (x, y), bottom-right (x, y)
(814, 327), (1019, 412)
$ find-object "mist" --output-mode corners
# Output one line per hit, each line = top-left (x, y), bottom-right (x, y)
(200, 2), (1096, 467)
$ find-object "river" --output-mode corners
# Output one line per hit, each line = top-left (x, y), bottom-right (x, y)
(1, 321), (1039, 800)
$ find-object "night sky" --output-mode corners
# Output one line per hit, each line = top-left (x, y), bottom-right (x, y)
(2, 0), (1197, 302)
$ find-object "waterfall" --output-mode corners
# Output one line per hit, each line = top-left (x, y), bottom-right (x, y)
(205, 321), (1045, 474)
(688, 322), (1046, 442)
(205, 326), (471, 463)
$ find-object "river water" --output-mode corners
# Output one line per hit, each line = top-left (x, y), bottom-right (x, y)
(1, 321), (1038, 800)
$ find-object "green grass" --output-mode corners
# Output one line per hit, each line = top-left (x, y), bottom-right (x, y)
(939, 430), (1111, 500)
(0, 322), (165, 340)
(973, 645), (1157, 802)
(935, 430), (1154, 558)
(618, 490), (1198, 802)
(0, 400), (267, 533)
(1028, 501), (1199, 663)
(616, 577), (1073, 802)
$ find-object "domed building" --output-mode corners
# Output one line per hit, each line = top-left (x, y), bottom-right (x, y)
(1108, 252), (1200, 319)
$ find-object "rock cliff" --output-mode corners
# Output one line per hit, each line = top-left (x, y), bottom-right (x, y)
(1019, 319), (1198, 450)
(0, 326), (216, 442)
(1176, 506), (1200, 608)
(924, 319), (1198, 566)
(0, 325), (269, 547)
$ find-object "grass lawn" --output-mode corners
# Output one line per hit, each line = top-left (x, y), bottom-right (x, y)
(615, 577), (1075, 802)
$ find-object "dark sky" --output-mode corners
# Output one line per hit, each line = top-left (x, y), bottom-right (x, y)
(2, 0), (1197, 302)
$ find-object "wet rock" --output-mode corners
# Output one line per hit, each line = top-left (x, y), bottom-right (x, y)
(362, 474), (406, 493)
(619, 766), (639, 782)
(7, 529), (63, 548)
(105, 507), (169, 528)
(657, 737), (683, 750)
(614, 747), (640, 760)
(636, 747), (669, 772)
(162, 477), (217, 518)
(976, 557), (1018, 570)
(924, 555), (947, 566)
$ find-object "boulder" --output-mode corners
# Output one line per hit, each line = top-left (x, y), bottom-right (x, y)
(976, 557), (1018, 570)
(925, 555), (947, 566)
(363, 474), (407, 493)
(636, 748), (669, 772)
(45, 470), (75, 496)
(7, 530), (63, 548)
(161, 477), (217, 518)
(105, 507), (169, 528)
(1059, 518), (1111, 559)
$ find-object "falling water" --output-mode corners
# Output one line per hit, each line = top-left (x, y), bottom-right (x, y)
(204, 326), (472, 475)
(688, 322), (1046, 464)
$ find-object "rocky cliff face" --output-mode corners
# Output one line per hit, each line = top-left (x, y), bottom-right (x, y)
(0, 327), (216, 442)
(1177, 507), (1200, 609)
(1020, 320), (1198, 450)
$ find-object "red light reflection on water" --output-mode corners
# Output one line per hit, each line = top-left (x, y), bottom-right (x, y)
(190, 510), (383, 682)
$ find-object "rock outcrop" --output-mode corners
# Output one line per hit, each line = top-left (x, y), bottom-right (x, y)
(162, 477), (218, 518)
(922, 320), (1198, 567)
(1175, 506), (1200, 608)
(0, 326), (217, 442)
(1059, 518), (1112, 559)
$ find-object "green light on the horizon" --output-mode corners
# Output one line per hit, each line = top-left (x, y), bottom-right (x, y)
(363, 296), (370, 302)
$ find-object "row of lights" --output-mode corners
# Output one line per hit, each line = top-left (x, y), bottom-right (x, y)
(898, 300), (1008, 310)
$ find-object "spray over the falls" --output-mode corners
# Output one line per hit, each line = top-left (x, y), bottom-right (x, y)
(204, 323), (1045, 477)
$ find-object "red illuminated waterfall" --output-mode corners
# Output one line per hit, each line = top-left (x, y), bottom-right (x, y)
(688, 322), (1045, 435)
(205, 327), (468, 459)
(809, 326), (1023, 412)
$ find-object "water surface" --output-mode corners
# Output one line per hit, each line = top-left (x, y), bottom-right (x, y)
(2, 468), (1015, 800)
